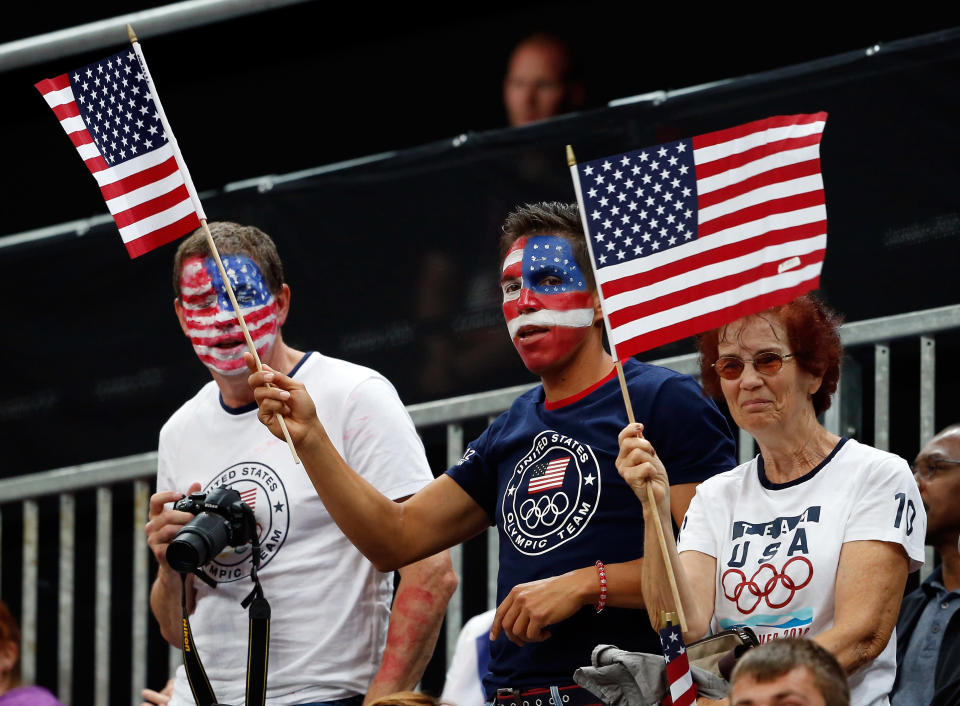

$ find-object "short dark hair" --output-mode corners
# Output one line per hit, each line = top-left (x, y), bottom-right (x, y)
(499, 202), (596, 291)
(730, 638), (849, 706)
(697, 294), (843, 416)
(172, 222), (285, 299)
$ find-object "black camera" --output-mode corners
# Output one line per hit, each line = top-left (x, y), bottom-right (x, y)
(166, 487), (258, 574)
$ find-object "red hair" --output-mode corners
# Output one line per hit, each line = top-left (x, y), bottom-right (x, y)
(0, 600), (21, 686)
(697, 295), (843, 416)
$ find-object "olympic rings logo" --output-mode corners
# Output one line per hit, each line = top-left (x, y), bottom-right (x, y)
(519, 492), (570, 529)
(721, 556), (813, 614)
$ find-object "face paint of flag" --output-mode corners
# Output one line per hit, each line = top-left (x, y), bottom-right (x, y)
(501, 235), (595, 338)
(179, 254), (279, 376)
(660, 623), (698, 706)
(527, 457), (570, 494)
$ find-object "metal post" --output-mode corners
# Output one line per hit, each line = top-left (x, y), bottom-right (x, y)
(737, 428), (754, 465)
(874, 345), (890, 451)
(919, 336), (935, 446)
(95, 488), (112, 706)
(823, 378), (841, 435)
(22, 500), (39, 686)
(445, 422), (465, 666)
(59, 494), (75, 705)
(132, 480), (150, 706)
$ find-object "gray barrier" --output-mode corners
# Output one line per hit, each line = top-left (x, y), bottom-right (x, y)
(1, 303), (957, 704)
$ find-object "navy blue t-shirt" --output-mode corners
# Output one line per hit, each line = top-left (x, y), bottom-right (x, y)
(446, 358), (736, 696)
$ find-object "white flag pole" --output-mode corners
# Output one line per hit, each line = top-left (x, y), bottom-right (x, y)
(127, 24), (300, 465)
(568, 144), (686, 632)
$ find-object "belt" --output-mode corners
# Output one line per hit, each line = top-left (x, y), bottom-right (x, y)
(495, 685), (603, 706)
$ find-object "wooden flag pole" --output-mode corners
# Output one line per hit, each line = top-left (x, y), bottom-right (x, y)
(567, 142), (687, 632)
(199, 220), (301, 465)
(615, 361), (686, 633)
(127, 25), (300, 465)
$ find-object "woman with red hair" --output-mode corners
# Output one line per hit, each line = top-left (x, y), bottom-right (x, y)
(617, 296), (926, 705)
(0, 601), (63, 705)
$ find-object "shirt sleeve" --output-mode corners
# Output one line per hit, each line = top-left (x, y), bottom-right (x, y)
(676, 478), (723, 558)
(644, 374), (737, 487)
(843, 451), (927, 572)
(341, 376), (434, 501)
(444, 421), (501, 524)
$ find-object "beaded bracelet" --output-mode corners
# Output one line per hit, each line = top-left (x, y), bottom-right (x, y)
(595, 560), (607, 613)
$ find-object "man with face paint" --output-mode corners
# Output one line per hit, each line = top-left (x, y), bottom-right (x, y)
(145, 222), (457, 706)
(247, 203), (735, 704)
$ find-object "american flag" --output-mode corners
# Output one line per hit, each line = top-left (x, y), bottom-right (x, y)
(527, 456), (570, 494)
(35, 47), (203, 258)
(239, 487), (258, 512)
(571, 113), (827, 359)
(660, 622), (698, 706)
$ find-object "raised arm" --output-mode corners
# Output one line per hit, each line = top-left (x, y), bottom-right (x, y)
(616, 423), (716, 641)
(248, 358), (490, 570)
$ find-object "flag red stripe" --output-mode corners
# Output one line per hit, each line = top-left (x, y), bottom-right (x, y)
(697, 190), (825, 238)
(68, 129), (94, 149)
(613, 278), (820, 360)
(111, 184), (194, 228)
(34, 74), (70, 94)
(123, 212), (202, 258)
(52, 101), (81, 121)
(600, 220), (826, 299)
(607, 249), (825, 330)
(84, 155), (110, 173)
(694, 132), (822, 180)
(698, 159), (822, 210)
(98, 156), (181, 201)
(665, 654), (692, 681)
(692, 112), (827, 150)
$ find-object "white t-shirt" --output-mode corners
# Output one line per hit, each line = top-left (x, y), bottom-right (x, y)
(441, 609), (496, 706)
(677, 438), (926, 706)
(158, 352), (433, 706)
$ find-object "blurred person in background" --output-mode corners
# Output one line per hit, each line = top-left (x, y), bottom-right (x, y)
(503, 33), (584, 126)
(0, 600), (64, 706)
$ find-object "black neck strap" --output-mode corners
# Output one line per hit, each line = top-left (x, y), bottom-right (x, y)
(179, 543), (271, 706)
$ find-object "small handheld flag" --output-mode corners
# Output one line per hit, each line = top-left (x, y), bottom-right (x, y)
(570, 112), (828, 359)
(35, 44), (204, 258)
(660, 613), (698, 706)
(35, 28), (301, 465)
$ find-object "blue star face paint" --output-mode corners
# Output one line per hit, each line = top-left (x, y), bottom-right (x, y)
(500, 235), (596, 374)
(179, 254), (279, 375)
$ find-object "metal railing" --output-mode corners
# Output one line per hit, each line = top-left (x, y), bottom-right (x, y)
(1, 303), (957, 704)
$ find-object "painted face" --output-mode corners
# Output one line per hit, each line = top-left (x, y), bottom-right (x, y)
(500, 235), (596, 374)
(717, 315), (820, 436)
(178, 254), (279, 376)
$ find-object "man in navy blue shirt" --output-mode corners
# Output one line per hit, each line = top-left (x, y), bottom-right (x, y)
(248, 202), (736, 703)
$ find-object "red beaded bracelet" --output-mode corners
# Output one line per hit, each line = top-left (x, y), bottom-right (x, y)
(595, 560), (607, 613)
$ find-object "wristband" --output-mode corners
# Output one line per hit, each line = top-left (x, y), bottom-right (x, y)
(594, 560), (607, 613)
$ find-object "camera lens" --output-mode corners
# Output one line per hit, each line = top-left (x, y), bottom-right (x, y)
(167, 512), (231, 573)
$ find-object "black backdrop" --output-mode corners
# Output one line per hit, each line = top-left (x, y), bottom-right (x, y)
(1, 11), (959, 703)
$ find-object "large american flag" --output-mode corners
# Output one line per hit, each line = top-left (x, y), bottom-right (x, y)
(36, 47), (203, 258)
(571, 113), (827, 359)
(660, 622), (698, 706)
(527, 456), (570, 494)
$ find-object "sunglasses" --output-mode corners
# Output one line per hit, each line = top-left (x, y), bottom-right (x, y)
(713, 352), (795, 380)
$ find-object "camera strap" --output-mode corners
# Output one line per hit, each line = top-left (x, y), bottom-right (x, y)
(179, 555), (271, 706)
